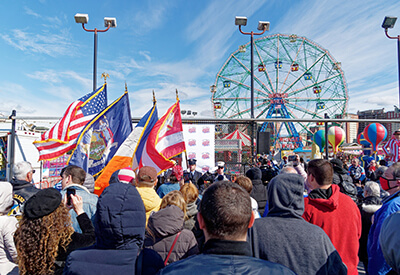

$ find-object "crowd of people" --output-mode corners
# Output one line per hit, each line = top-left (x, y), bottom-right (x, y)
(1, 145), (400, 274)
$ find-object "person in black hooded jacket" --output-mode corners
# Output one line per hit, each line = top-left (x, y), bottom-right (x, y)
(330, 158), (359, 203)
(246, 167), (267, 216)
(248, 173), (347, 275)
(63, 180), (164, 275)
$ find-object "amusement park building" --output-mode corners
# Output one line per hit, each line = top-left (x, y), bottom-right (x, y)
(357, 108), (400, 140)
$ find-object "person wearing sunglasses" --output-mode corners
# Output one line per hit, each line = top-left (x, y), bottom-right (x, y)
(382, 129), (400, 166)
(367, 162), (400, 274)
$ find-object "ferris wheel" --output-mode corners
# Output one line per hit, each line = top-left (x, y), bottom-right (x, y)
(211, 34), (348, 150)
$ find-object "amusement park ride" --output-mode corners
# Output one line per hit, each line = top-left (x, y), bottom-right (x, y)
(211, 33), (348, 150)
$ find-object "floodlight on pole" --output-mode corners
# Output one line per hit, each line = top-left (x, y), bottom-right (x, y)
(382, 16), (400, 107)
(235, 16), (270, 160)
(74, 13), (116, 92)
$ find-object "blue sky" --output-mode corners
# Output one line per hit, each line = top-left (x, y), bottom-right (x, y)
(1, 0), (400, 120)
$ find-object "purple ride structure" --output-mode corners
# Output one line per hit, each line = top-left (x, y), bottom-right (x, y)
(211, 34), (348, 150)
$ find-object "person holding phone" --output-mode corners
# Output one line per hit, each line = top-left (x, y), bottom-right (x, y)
(60, 165), (98, 233)
(14, 188), (95, 275)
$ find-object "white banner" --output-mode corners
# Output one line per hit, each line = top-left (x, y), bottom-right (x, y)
(183, 124), (215, 173)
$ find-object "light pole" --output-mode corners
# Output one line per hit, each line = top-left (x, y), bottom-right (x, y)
(382, 16), (400, 107)
(235, 16), (270, 160)
(74, 13), (117, 92)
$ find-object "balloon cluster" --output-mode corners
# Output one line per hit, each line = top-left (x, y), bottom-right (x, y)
(313, 126), (345, 154)
(362, 123), (387, 152)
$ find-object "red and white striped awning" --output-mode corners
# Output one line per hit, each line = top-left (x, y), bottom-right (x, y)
(222, 129), (251, 147)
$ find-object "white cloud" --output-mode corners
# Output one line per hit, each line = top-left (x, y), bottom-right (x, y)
(1, 29), (76, 57)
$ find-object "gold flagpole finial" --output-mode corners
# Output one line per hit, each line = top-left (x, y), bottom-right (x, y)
(125, 82), (128, 92)
(176, 89), (179, 101)
(101, 72), (109, 83)
(152, 90), (156, 104)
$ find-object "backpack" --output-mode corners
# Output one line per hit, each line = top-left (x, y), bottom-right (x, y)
(337, 174), (358, 203)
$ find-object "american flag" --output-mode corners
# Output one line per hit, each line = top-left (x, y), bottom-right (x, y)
(34, 84), (107, 161)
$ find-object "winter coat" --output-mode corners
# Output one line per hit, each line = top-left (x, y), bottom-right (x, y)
(248, 174), (347, 275)
(303, 184), (362, 275)
(60, 184), (98, 233)
(367, 190), (400, 275)
(246, 167), (268, 216)
(358, 196), (382, 265)
(64, 182), (164, 275)
(136, 186), (161, 224)
(0, 182), (18, 275)
(332, 168), (358, 203)
(379, 211), (400, 274)
(158, 239), (296, 275)
(183, 201), (198, 231)
(144, 205), (199, 265)
(157, 182), (180, 198)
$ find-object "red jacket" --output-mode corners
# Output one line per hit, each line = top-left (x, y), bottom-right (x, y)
(303, 184), (361, 275)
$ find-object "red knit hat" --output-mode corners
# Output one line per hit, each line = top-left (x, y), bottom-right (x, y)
(118, 167), (136, 184)
(172, 165), (183, 181)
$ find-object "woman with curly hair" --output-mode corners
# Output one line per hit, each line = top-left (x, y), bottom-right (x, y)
(14, 188), (95, 275)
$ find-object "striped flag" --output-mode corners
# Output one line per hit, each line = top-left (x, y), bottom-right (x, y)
(33, 84), (107, 161)
(138, 99), (186, 174)
(94, 103), (158, 195)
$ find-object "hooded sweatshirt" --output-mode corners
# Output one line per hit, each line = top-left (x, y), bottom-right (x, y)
(0, 182), (18, 275)
(246, 167), (267, 216)
(64, 182), (164, 275)
(248, 174), (346, 275)
(303, 184), (361, 275)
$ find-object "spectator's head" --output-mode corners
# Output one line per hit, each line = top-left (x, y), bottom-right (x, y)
(117, 167), (136, 185)
(83, 173), (95, 193)
(394, 129), (400, 140)
(307, 159), (333, 190)
(245, 167), (262, 180)
(180, 183), (199, 204)
(13, 161), (34, 182)
(267, 173), (305, 218)
(351, 158), (359, 167)
(379, 211), (400, 274)
(137, 166), (158, 187)
(169, 165), (183, 183)
(160, 190), (187, 217)
(376, 166), (388, 180)
(198, 181), (254, 242)
(0, 181), (14, 215)
(60, 165), (86, 189)
(14, 188), (74, 275)
(380, 162), (400, 195)
(379, 159), (388, 167)
(279, 166), (297, 175)
(364, 181), (381, 198)
(235, 175), (253, 194)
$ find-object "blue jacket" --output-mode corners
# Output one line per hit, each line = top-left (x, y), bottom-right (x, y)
(60, 184), (98, 233)
(64, 181), (163, 275)
(367, 190), (400, 275)
(158, 239), (295, 275)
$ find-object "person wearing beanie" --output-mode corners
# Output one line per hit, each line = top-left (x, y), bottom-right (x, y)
(60, 165), (98, 233)
(246, 167), (267, 216)
(14, 188), (95, 275)
(157, 165), (183, 198)
(248, 174), (347, 275)
(0, 182), (18, 275)
(135, 166), (162, 224)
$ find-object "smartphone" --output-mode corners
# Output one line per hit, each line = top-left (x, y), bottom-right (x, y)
(288, 155), (297, 162)
(66, 188), (76, 206)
